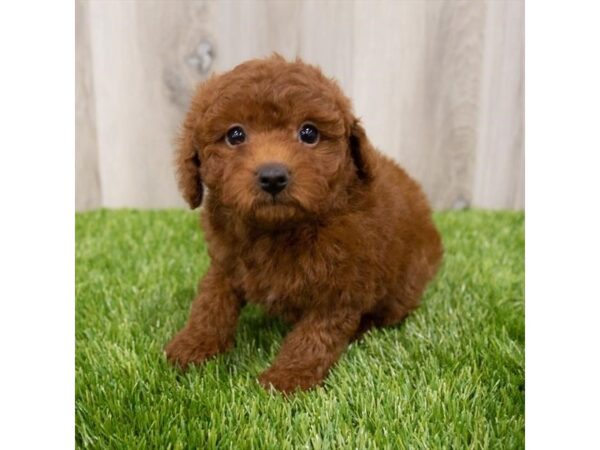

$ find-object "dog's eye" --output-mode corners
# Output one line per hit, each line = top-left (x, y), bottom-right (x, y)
(298, 123), (319, 146)
(225, 126), (246, 146)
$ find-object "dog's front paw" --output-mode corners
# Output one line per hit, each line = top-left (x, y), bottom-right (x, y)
(258, 366), (323, 394)
(165, 329), (225, 370)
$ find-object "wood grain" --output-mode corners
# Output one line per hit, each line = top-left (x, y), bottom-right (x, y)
(76, 0), (524, 210)
(75, 0), (101, 210)
(473, 0), (525, 209)
(87, 1), (208, 208)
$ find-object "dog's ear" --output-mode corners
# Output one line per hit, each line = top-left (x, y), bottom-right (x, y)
(175, 122), (203, 209)
(349, 119), (375, 182)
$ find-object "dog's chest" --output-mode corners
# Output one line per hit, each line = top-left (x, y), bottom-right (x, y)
(238, 250), (309, 310)
(231, 233), (334, 314)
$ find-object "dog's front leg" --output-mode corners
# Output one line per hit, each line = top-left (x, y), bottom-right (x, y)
(165, 266), (242, 369)
(259, 309), (361, 393)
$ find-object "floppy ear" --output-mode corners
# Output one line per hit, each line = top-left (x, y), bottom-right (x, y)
(349, 119), (376, 182)
(175, 123), (203, 209)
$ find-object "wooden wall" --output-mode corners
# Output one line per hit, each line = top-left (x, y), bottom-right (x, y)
(76, 0), (524, 210)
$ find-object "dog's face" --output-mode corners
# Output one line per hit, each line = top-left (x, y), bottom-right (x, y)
(177, 56), (374, 228)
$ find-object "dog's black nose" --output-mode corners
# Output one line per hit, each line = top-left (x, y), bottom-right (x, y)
(257, 163), (289, 195)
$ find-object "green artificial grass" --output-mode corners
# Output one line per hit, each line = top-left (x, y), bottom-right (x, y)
(75, 210), (524, 449)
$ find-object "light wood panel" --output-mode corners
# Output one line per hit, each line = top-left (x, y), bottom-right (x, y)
(76, 0), (524, 210)
(473, 0), (525, 209)
(75, 0), (101, 210)
(353, 0), (487, 209)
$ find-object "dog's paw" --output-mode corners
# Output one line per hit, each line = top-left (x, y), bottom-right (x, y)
(164, 330), (224, 370)
(258, 366), (323, 394)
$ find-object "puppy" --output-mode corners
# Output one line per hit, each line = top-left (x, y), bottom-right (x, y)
(165, 55), (443, 393)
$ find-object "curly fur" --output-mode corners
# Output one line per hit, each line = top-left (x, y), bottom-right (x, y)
(165, 55), (443, 393)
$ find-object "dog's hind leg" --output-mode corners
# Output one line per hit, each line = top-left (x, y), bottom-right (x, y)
(351, 302), (413, 342)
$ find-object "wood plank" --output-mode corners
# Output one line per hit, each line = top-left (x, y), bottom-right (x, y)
(473, 0), (525, 209)
(87, 1), (213, 208)
(352, 0), (487, 209)
(75, 0), (101, 210)
(210, 0), (355, 89)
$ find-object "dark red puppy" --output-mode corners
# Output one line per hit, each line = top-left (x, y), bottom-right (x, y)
(165, 55), (443, 393)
